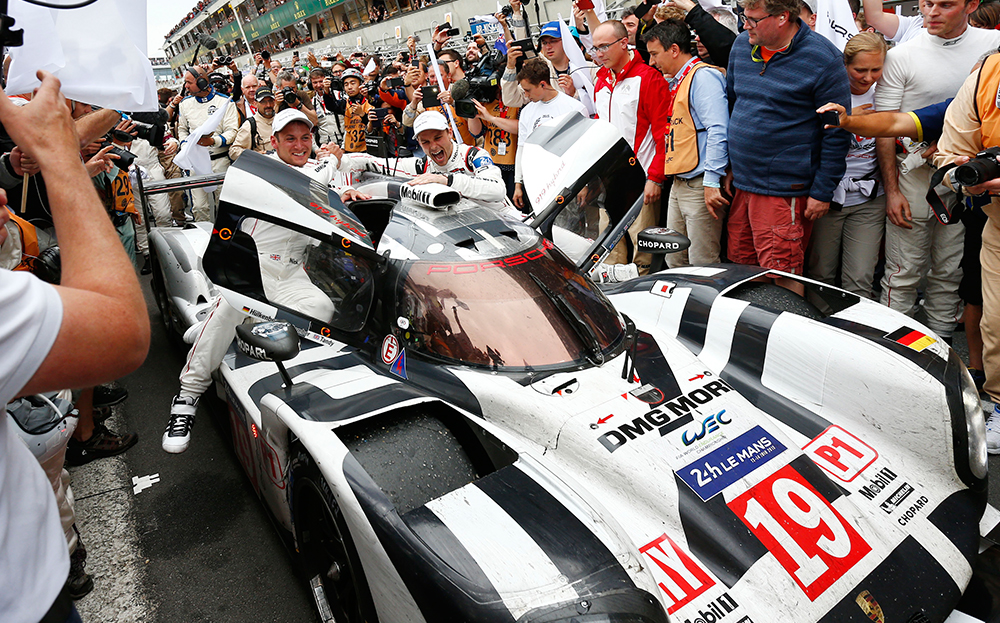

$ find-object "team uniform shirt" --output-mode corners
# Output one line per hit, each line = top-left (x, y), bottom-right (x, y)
(889, 14), (925, 44)
(838, 87), (882, 207)
(341, 143), (510, 213)
(0, 270), (67, 623)
(594, 53), (669, 183)
(515, 93), (588, 183)
(480, 99), (519, 168)
(876, 26), (1000, 114)
(177, 89), (240, 158)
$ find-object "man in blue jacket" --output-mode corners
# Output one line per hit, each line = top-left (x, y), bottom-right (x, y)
(726, 0), (850, 294)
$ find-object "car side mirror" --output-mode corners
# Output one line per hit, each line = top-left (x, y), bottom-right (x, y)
(235, 321), (300, 387)
(638, 227), (691, 274)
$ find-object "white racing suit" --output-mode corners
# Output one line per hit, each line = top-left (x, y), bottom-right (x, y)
(340, 142), (515, 215)
(178, 155), (340, 399)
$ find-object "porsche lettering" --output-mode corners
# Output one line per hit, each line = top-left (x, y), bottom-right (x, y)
(426, 248), (547, 275)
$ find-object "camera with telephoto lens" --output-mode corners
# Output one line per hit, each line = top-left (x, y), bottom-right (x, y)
(281, 86), (299, 105)
(955, 147), (1000, 187)
(99, 140), (137, 171)
(123, 109), (168, 149)
(500, 4), (513, 17)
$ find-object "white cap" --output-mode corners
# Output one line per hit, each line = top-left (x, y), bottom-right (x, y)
(272, 107), (313, 133)
(413, 110), (449, 137)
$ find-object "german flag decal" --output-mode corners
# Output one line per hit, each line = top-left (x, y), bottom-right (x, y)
(884, 327), (937, 352)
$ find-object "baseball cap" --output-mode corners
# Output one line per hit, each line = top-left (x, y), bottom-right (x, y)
(801, 0), (817, 14)
(413, 110), (449, 137)
(540, 21), (562, 40)
(272, 108), (313, 132)
(255, 86), (275, 101)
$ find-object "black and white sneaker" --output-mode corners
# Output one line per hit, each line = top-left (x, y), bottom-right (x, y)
(162, 395), (198, 454)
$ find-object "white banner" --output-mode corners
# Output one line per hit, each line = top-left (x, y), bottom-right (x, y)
(7, 0), (157, 111)
(815, 0), (859, 51)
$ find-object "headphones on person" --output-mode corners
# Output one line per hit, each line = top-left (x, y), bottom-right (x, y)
(188, 66), (210, 92)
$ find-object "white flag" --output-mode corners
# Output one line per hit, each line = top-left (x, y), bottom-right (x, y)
(815, 0), (859, 51)
(7, 0), (156, 111)
(558, 15), (596, 118)
(173, 100), (231, 193)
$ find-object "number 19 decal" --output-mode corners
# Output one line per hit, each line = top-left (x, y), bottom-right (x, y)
(728, 464), (870, 600)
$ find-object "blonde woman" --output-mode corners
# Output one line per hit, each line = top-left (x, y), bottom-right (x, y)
(808, 32), (887, 299)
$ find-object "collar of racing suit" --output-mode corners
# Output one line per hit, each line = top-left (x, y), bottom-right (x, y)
(425, 141), (469, 174)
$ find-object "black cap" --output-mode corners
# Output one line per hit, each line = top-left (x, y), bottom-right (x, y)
(255, 86), (275, 102)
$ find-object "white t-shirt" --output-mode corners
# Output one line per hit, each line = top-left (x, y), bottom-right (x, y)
(842, 87), (882, 207)
(515, 93), (588, 182)
(0, 270), (67, 623)
(889, 14), (924, 44)
(875, 26), (1000, 113)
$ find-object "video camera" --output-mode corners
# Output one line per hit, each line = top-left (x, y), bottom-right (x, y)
(450, 47), (505, 117)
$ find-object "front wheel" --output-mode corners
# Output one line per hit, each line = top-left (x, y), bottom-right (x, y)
(289, 448), (375, 623)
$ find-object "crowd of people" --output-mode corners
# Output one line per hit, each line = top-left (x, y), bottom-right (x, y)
(10, 0), (1000, 619)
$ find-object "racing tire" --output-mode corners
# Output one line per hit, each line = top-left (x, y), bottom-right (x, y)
(289, 447), (376, 623)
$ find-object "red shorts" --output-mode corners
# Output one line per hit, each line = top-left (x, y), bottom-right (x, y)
(727, 189), (813, 275)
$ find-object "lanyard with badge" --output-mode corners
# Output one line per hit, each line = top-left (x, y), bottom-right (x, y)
(495, 101), (509, 156)
(666, 59), (697, 117)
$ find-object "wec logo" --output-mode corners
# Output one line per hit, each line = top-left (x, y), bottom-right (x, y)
(681, 410), (731, 446)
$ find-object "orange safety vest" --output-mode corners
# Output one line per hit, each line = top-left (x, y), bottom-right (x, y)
(6, 212), (38, 271)
(975, 53), (1000, 149)
(664, 62), (717, 177)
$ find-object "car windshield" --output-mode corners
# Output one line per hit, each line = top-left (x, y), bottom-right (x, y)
(396, 240), (624, 370)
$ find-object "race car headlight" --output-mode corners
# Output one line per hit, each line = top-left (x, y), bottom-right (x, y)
(960, 366), (989, 481)
(517, 589), (668, 623)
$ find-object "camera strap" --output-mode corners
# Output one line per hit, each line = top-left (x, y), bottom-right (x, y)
(926, 163), (964, 225)
(249, 116), (259, 151)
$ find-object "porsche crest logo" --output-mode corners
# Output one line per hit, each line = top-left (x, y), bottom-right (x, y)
(855, 590), (884, 623)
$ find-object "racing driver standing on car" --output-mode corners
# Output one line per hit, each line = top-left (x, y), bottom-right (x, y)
(333, 110), (514, 215)
(163, 109), (370, 453)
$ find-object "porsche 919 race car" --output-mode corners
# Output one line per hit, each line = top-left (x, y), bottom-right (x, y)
(146, 114), (1000, 623)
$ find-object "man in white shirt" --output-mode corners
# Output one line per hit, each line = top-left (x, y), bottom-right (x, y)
(513, 57), (589, 211)
(0, 70), (149, 623)
(862, 0), (925, 43)
(874, 0), (1000, 340)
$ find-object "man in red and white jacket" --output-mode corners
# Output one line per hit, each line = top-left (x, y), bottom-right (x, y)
(592, 20), (670, 273)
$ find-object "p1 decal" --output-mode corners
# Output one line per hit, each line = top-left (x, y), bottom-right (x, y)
(381, 335), (400, 365)
(803, 425), (877, 483)
(677, 425), (785, 501)
(639, 533), (715, 615)
(728, 464), (871, 601)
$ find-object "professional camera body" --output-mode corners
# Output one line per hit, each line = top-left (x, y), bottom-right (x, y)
(281, 86), (299, 106)
(99, 140), (137, 171)
(452, 48), (504, 118)
(955, 146), (1000, 187)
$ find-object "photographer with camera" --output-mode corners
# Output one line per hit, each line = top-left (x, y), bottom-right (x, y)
(310, 67), (345, 147)
(323, 68), (375, 153)
(402, 59), (477, 147)
(274, 70), (319, 128)
(497, 14), (571, 109)
(474, 85), (520, 200)
(934, 51), (1000, 449)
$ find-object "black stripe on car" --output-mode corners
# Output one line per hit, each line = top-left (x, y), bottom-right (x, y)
(476, 465), (636, 595)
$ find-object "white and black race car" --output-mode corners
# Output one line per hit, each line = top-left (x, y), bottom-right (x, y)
(147, 114), (999, 623)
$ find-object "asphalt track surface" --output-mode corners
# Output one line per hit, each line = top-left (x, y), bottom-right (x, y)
(68, 274), (1000, 622)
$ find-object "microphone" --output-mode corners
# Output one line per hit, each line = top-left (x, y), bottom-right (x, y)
(450, 78), (470, 101)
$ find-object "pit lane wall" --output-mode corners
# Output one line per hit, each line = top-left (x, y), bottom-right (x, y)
(166, 0), (566, 73)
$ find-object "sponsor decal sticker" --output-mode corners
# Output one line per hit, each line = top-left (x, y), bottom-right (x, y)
(597, 380), (735, 453)
(680, 409), (731, 446)
(390, 349), (408, 379)
(803, 425), (878, 483)
(857, 466), (897, 501)
(855, 591), (884, 623)
(677, 593), (752, 623)
(728, 464), (871, 600)
(884, 327), (936, 352)
(677, 425), (785, 501)
(652, 280), (677, 298)
(381, 335), (400, 365)
(879, 482), (914, 514)
(640, 534), (715, 615)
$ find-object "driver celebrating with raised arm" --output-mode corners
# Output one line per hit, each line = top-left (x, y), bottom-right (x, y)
(163, 108), (369, 454)
(336, 111), (512, 214)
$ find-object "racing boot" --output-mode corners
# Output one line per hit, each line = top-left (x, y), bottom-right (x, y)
(163, 395), (198, 454)
(986, 402), (1000, 455)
